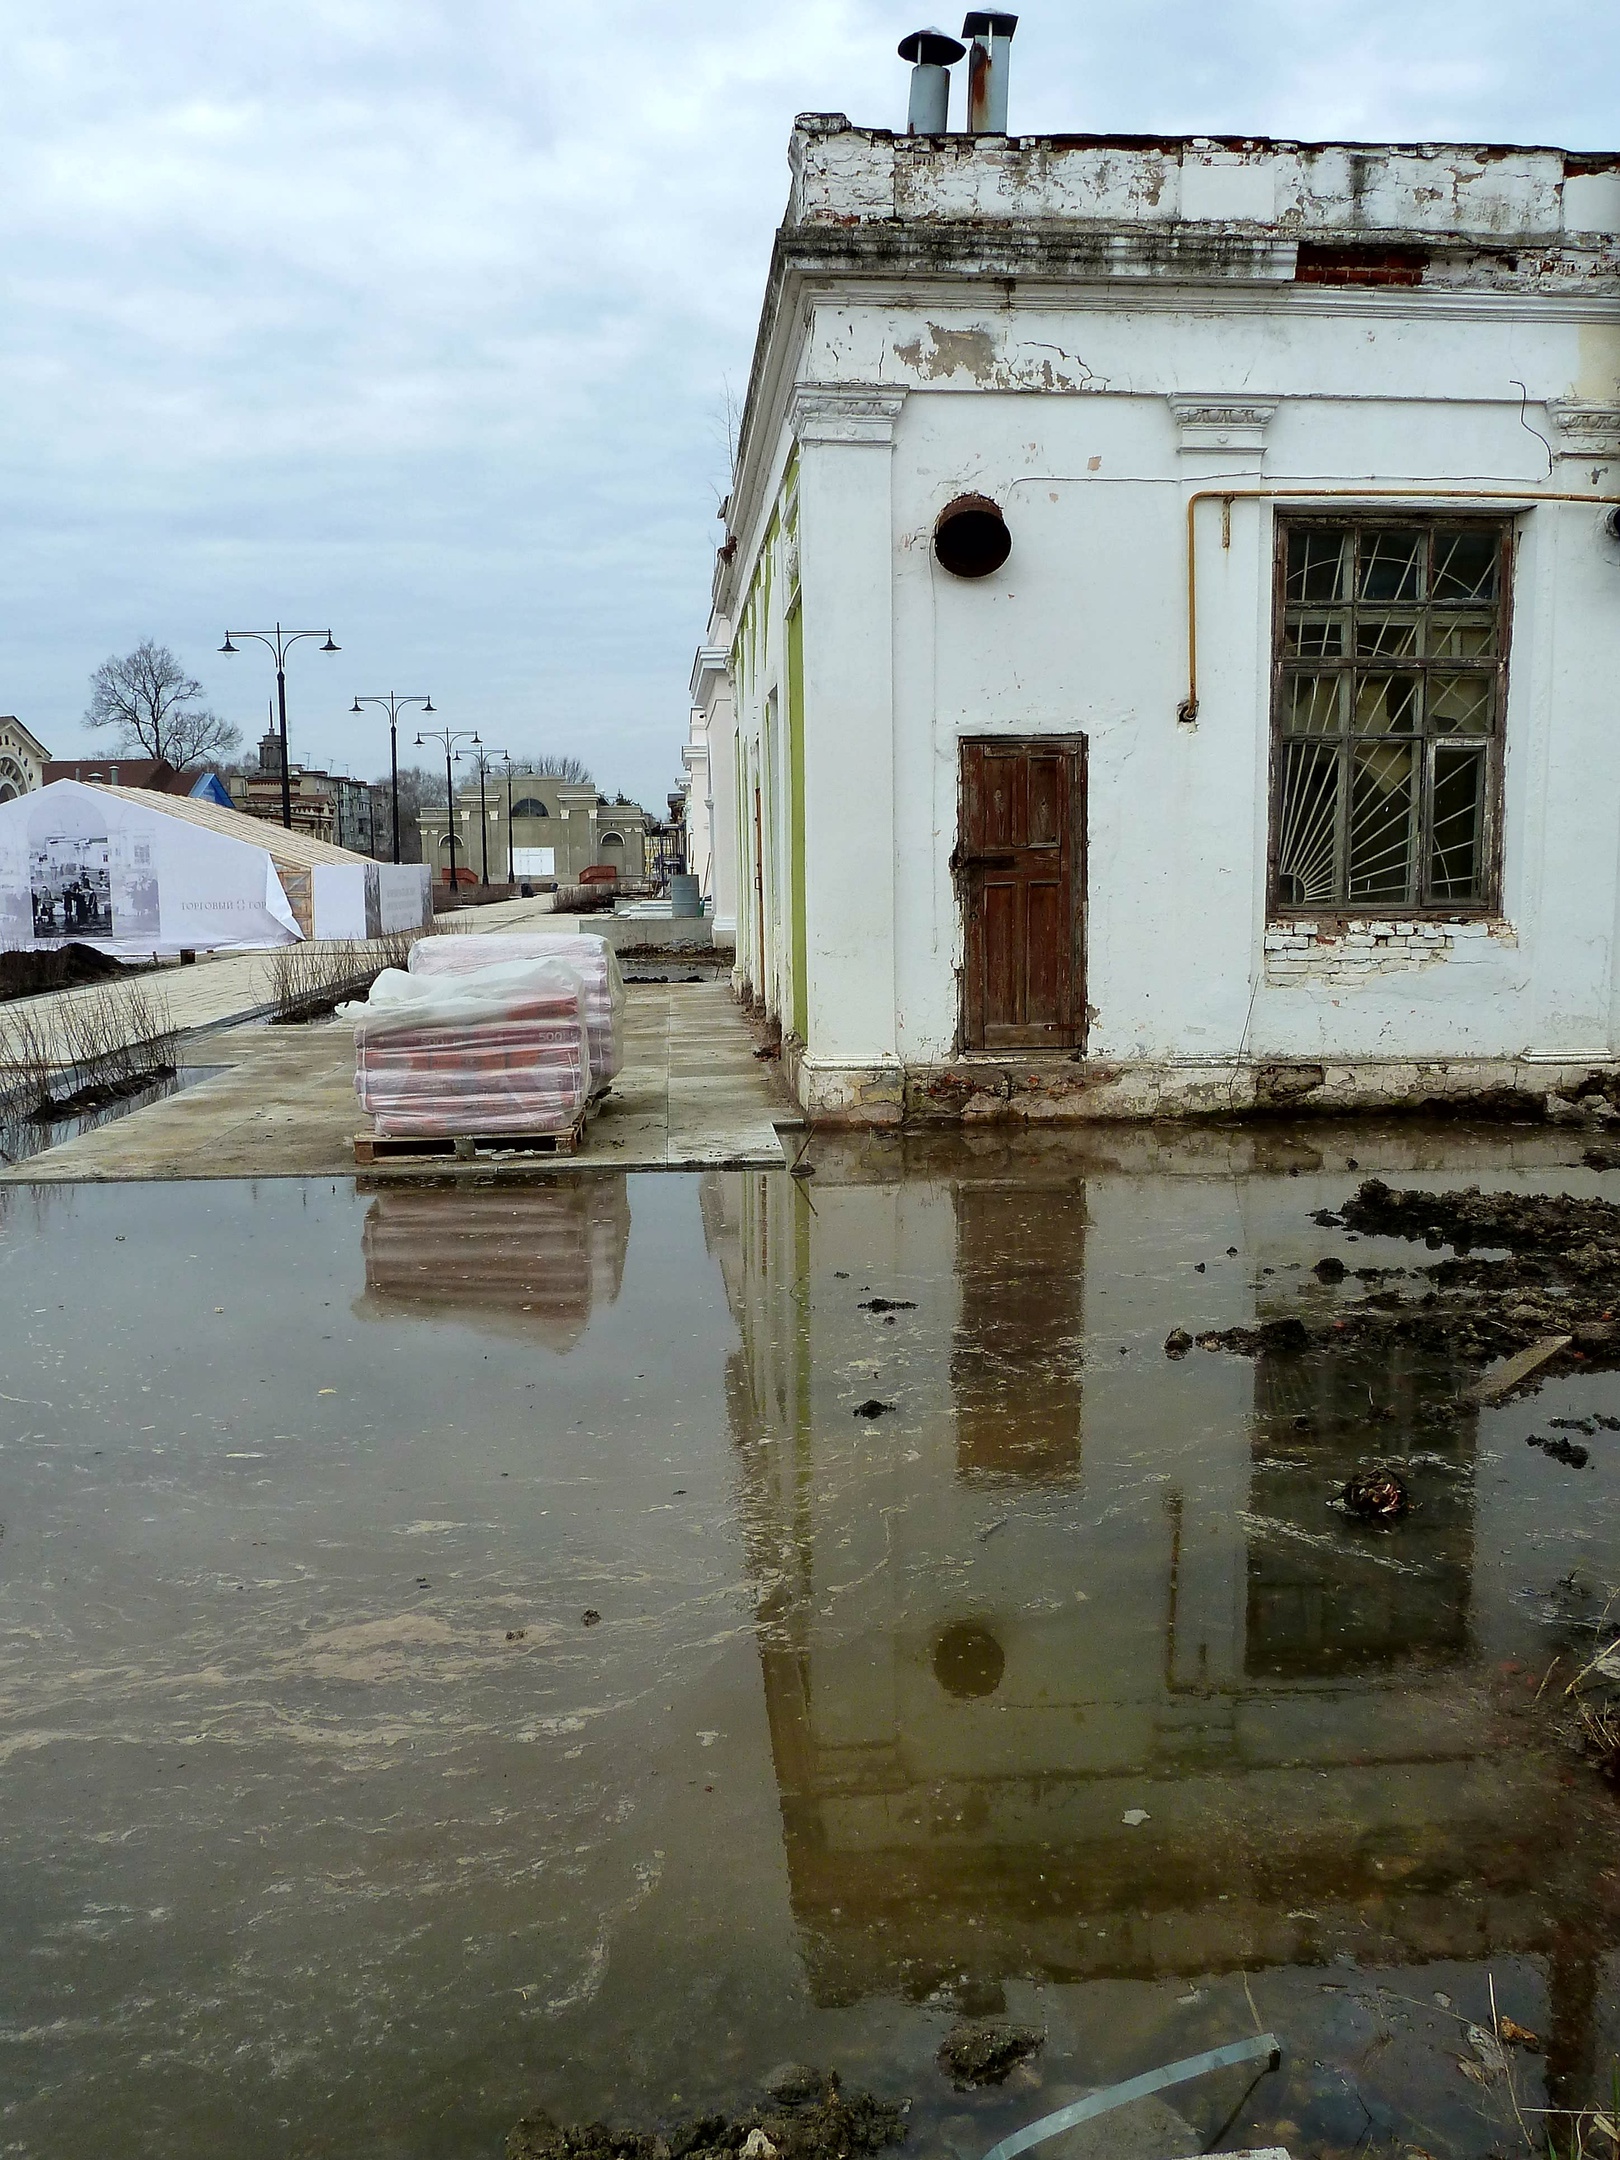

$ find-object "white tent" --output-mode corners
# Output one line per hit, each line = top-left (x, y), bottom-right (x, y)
(0, 780), (427, 957)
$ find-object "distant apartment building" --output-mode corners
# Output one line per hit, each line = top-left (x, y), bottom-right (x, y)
(0, 718), (51, 800)
(417, 768), (652, 887)
(228, 732), (380, 857)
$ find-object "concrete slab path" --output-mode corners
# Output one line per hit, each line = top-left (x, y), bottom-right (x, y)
(2, 982), (790, 1182)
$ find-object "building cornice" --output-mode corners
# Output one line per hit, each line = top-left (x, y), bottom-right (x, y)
(719, 216), (1620, 616)
(689, 643), (731, 705)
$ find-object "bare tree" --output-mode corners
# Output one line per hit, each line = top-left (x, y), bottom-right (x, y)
(84, 640), (240, 768)
(512, 752), (594, 784)
(372, 764), (442, 864)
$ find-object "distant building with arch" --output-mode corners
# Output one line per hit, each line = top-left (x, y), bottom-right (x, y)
(0, 718), (50, 802)
(416, 767), (653, 887)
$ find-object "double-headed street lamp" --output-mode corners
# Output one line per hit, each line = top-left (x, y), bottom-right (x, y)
(218, 623), (340, 830)
(416, 724), (481, 897)
(467, 745), (510, 888)
(350, 693), (435, 863)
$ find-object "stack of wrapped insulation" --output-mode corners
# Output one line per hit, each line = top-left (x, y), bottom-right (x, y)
(408, 932), (625, 1089)
(341, 956), (590, 1138)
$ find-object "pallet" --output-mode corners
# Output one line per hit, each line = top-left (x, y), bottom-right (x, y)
(354, 1114), (586, 1164)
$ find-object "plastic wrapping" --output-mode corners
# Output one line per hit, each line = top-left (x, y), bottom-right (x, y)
(408, 932), (625, 1088)
(341, 957), (591, 1137)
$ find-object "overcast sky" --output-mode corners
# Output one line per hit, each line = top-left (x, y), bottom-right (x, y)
(1, 0), (1612, 806)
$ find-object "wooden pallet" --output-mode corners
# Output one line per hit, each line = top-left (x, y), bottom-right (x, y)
(354, 1114), (586, 1164)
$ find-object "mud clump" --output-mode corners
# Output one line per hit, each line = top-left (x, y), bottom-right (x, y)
(1336, 1178), (1620, 1258)
(937, 2021), (1045, 2088)
(1529, 1433), (1591, 1468)
(507, 2072), (907, 2160)
(1174, 1179), (1620, 1380)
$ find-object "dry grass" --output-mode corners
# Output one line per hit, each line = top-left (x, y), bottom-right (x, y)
(268, 930), (421, 1023)
(0, 976), (178, 1121)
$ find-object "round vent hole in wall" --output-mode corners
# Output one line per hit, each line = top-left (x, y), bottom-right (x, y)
(934, 495), (1011, 579)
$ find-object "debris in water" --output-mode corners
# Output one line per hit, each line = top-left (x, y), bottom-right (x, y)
(1121, 1807), (1150, 1826)
(858, 1298), (915, 1313)
(1467, 1336), (1573, 1404)
(1498, 2018), (1541, 2052)
(1192, 1317), (1309, 1357)
(1529, 1433), (1591, 1468)
(853, 1399), (895, 1419)
(505, 2070), (907, 2160)
(1163, 1328), (1193, 1360)
(1313, 1256), (1347, 1283)
(1337, 1468), (1412, 1522)
(937, 2022), (1045, 2088)
(581, 1609), (602, 1627)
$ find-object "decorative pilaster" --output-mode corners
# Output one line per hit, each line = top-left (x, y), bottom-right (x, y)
(789, 382), (905, 1068)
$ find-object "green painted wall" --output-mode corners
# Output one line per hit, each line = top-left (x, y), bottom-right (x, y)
(786, 598), (807, 1043)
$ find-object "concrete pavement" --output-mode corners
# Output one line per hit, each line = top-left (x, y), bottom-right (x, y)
(2, 982), (791, 1182)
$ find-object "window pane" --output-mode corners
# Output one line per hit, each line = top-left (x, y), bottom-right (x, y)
(1286, 530), (1349, 604)
(1429, 745), (1486, 900)
(1276, 740), (1341, 905)
(1284, 611), (1347, 658)
(1353, 673), (1420, 735)
(1358, 530), (1424, 603)
(1429, 614), (1495, 660)
(1348, 743), (1416, 902)
(1427, 674), (1492, 735)
(1432, 530), (1498, 604)
(1355, 613), (1420, 660)
(1285, 674), (1344, 734)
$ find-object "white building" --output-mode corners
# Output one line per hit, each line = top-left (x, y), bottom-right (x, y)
(685, 635), (739, 942)
(698, 41), (1620, 1125)
(0, 717), (50, 801)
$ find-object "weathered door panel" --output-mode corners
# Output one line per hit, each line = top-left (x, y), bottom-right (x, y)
(958, 737), (1085, 1052)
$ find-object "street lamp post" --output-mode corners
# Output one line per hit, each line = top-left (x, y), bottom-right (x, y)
(350, 694), (435, 862)
(467, 746), (509, 889)
(497, 755), (521, 885)
(416, 725), (481, 900)
(218, 623), (340, 830)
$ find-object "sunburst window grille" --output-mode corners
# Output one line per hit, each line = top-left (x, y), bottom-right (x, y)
(1270, 518), (1509, 915)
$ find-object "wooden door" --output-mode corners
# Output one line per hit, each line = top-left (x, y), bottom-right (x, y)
(957, 736), (1085, 1052)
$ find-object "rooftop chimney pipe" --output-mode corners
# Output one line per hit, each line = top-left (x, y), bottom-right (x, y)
(961, 10), (1017, 133)
(899, 28), (965, 133)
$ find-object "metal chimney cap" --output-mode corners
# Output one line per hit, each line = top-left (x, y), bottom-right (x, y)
(961, 10), (1018, 35)
(899, 27), (966, 62)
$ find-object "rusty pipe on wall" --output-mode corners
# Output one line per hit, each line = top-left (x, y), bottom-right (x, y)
(1181, 482), (1620, 724)
(962, 9), (1016, 133)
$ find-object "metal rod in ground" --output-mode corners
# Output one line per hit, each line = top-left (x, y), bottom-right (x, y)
(981, 2032), (1282, 2160)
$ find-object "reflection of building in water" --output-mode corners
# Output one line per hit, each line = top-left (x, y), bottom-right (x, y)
(1246, 1344), (1474, 1680)
(952, 1183), (1084, 1484)
(702, 1163), (1618, 2097)
(357, 1178), (630, 1351)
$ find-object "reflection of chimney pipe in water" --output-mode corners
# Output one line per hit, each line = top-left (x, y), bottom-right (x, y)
(898, 28), (965, 134)
(962, 10), (1018, 133)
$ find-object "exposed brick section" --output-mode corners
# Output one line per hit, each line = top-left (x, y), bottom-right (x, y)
(1264, 918), (1516, 984)
(1295, 243), (1427, 286)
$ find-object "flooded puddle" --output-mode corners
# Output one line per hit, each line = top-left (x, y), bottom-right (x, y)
(0, 1063), (223, 1167)
(3, 1129), (1620, 2158)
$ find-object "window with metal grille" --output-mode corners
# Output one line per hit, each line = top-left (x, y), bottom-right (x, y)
(1270, 517), (1510, 915)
